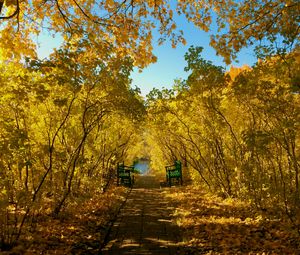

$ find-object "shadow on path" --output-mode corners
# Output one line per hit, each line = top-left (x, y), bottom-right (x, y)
(101, 175), (182, 255)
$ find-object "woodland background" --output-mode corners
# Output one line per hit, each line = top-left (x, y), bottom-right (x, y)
(0, 0), (299, 253)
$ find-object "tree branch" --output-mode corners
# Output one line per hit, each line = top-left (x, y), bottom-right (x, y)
(55, 0), (73, 30)
(0, 0), (20, 20)
(0, 1), (4, 15)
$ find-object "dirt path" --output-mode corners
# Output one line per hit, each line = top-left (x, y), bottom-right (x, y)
(101, 175), (182, 254)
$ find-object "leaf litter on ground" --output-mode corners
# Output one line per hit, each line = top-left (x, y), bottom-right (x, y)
(162, 186), (300, 255)
(2, 186), (129, 255)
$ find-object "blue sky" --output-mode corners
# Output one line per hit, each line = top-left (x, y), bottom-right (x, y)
(130, 15), (257, 96)
(37, 14), (257, 96)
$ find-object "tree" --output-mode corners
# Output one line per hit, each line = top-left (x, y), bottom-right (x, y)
(0, 0), (298, 65)
(0, 0), (184, 66)
(0, 39), (145, 248)
(146, 45), (299, 217)
(179, 0), (300, 63)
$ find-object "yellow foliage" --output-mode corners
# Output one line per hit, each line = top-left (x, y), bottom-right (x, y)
(0, 0), (297, 65)
(5, 0), (17, 7)
(227, 65), (251, 81)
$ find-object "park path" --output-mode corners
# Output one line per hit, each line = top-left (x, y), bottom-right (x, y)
(101, 175), (183, 255)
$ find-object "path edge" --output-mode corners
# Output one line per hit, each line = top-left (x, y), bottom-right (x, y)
(98, 186), (133, 253)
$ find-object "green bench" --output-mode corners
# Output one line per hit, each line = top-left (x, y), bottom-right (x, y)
(165, 160), (183, 186)
(117, 163), (135, 187)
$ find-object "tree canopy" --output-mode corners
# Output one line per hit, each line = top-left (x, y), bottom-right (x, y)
(0, 0), (299, 64)
(0, 0), (299, 252)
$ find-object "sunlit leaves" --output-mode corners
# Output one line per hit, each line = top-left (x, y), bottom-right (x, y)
(1, 0), (298, 65)
(164, 187), (300, 253)
(0, 42), (145, 248)
(179, 0), (299, 63)
(146, 46), (300, 231)
(0, 0), (185, 67)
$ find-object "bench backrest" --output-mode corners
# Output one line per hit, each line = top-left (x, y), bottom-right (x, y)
(175, 160), (181, 171)
(117, 163), (134, 176)
(165, 160), (183, 185)
(166, 160), (182, 175)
